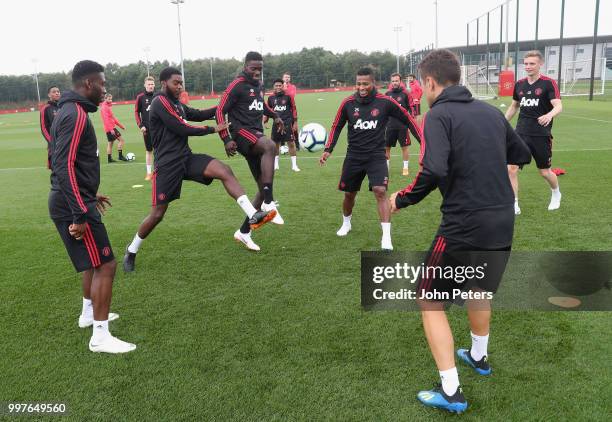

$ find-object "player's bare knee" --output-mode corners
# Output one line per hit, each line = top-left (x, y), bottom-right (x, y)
(372, 186), (387, 199)
(98, 259), (117, 276)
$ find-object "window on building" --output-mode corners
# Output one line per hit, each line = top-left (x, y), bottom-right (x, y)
(549, 50), (557, 55)
(577, 48), (585, 54)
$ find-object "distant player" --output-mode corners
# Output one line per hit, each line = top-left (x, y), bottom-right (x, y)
(282, 72), (299, 150)
(123, 67), (275, 271)
(384, 73), (414, 176)
(505, 50), (563, 214)
(407, 74), (423, 117)
(135, 76), (156, 180)
(265, 78), (299, 172)
(389, 49), (530, 413)
(40, 85), (61, 169)
(49, 60), (135, 353)
(319, 67), (422, 250)
(216, 51), (286, 251)
(100, 93), (127, 162)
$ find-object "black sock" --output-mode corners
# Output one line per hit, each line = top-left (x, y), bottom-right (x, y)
(118, 149), (124, 158)
(240, 217), (251, 234)
(107, 154), (112, 161)
(262, 184), (273, 204)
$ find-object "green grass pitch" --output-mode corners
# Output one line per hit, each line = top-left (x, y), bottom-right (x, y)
(0, 90), (611, 420)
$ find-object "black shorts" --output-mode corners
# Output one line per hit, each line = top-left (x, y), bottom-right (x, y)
(152, 153), (215, 206)
(417, 235), (511, 303)
(411, 104), (421, 116)
(385, 126), (411, 148)
(53, 219), (115, 272)
(143, 130), (153, 152)
(519, 134), (553, 169)
(232, 128), (265, 180)
(106, 128), (121, 142)
(338, 155), (389, 192)
(271, 122), (293, 143)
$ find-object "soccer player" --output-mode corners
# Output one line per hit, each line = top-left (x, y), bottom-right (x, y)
(135, 76), (156, 180)
(319, 67), (422, 250)
(407, 74), (423, 117)
(265, 78), (299, 172)
(123, 67), (275, 269)
(216, 51), (286, 251)
(100, 93), (127, 162)
(282, 72), (299, 150)
(49, 60), (135, 354)
(40, 85), (61, 169)
(385, 73), (414, 176)
(389, 50), (531, 413)
(505, 50), (563, 214)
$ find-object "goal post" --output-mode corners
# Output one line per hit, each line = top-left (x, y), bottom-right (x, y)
(560, 58), (607, 97)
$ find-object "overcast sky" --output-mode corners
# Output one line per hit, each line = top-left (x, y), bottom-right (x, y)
(1, 0), (609, 76)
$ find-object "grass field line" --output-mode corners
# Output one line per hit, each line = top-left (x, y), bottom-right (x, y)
(2, 147), (612, 172)
(562, 113), (612, 124)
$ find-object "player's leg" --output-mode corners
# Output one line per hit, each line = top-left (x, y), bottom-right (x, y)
(385, 146), (391, 168)
(115, 130), (126, 161)
(536, 137), (561, 210)
(144, 132), (153, 180)
(456, 294), (493, 376)
(384, 127), (393, 169)
(274, 141), (280, 171)
(337, 191), (357, 237)
(507, 164), (520, 214)
(288, 138), (300, 172)
(372, 186), (392, 250)
(78, 269), (118, 328)
(123, 203), (168, 272)
(401, 128), (410, 175)
(250, 135), (276, 202)
(337, 157), (365, 237)
(106, 139), (115, 163)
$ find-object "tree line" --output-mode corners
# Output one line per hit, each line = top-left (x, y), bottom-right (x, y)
(0, 48), (414, 109)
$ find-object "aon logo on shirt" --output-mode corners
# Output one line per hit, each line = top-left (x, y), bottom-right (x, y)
(249, 99), (263, 111)
(354, 119), (378, 130)
(274, 105), (287, 112)
(520, 97), (540, 107)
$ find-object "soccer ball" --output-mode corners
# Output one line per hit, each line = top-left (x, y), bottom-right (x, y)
(125, 152), (136, 161)
(279, 145), (289, 155)
(299, 123), (327, 152)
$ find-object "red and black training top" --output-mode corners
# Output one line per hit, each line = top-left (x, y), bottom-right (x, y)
(134, 90), (154, 129)
(324, 88), (422, 156)
(384, 87), (413, 129)
(513, 75), (560, 137)
(40, 100), (59, 168)
(48, 91), (100, 224)
(149, 92), (217, 168)
(216, 72), (279, 143)
(266, 90), (297, 125)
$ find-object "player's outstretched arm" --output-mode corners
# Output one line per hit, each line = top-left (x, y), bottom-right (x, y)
(393, 112), (449, 210)
(154, 96), (215, 137)
(323, 99), (349, 155)
(40, 105), (52, 142)
(185, 105), (217, 122)
(388, 96), (423, 144)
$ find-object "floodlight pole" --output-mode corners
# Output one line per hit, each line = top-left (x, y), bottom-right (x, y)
(504, 0), (509, 70)
(210, 58), (214, 95)
(171, 0), (186, 85)
(256, 36), (264, 87)
(393, 26), (402, 73)
(589, 0), (600, 101)
(557, 0), (565, 87)
(32, 59), (41, 105)
(434, 0), (439, 48)
(143, 46), (151, 77)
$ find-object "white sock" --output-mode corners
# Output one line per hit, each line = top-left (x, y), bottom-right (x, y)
(237, 195), (257, 218)
(386, 159), (390, 169)
(82, 297), (93, 317)
(274, 156), (279, 167)
(439, 367), (460, 396)
(342, 214), (352, 226)
(403, 160), (409, 169)
(291, 155), (297, 168)
(146, 164), (152, 174)
(381, 222), (391, 238)
(92, 320), (110, 343)
(128, 233), (144, 254)
(552, 187), (561, 196)
(470, 331), (489, 361)
(515, 198), (519, 204)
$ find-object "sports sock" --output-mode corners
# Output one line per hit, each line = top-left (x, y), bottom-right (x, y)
(127, 233), (144, 254)
(552, 187), (561, 196)
(343, 214), (352, 225)
(439, 367), (460, 396)
(107, 154), (112, 162)
(118, 149), (124, 159)
(291, 156), (297, 168)
(240, 217), (251, 234)
(381, 222), (391, 238)
(262, 184), (273, 204)
(274, 156), (279, 168)
(146, 164), (152, 174)
(403, 160), (409, 169)
(470, 331), (489, 361)
(386, 159), (390, 168)
(82, 297), (93, 317)
(92, 320), (110, 343)
(237, 195), (256, 218)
